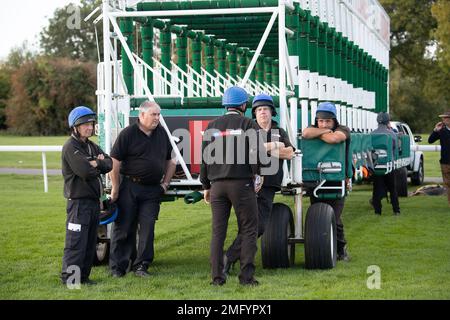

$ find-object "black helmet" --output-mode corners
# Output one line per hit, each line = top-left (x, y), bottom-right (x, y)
(251, 93), (277, 118)
(99, 199), (118, 225)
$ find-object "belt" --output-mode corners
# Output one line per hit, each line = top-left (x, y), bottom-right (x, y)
(125, 175), (144, 184)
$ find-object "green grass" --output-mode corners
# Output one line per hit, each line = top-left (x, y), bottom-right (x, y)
(0, 175), (449, 300)
(418, 133), (443, 178)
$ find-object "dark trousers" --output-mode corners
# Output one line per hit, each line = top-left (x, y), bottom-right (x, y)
(310, 197), (347, 255)
(372, 171), (400, 214)
(109, 178), (161, 273)
(225, 186), (277, 263)
(61, 199), (99, 283)
(210, 179), (258, 283)
(441, 164), (450, 206)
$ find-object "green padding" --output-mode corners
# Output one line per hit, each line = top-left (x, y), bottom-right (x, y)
(362, 135), (372, 152)
(371, 133), (393, 175)
(301, 138), (346, 182)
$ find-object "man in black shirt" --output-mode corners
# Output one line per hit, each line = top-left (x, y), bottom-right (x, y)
(302, 102), (351, 262)
(109, 101), (176, 277)
(428, 110), (450, 206)
(201, 86), (264, 286)
(223, 93), (294, 273)
(61, 106), (112, 286)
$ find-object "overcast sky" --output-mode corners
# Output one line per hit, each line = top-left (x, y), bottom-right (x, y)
(0, 0), (81, 60)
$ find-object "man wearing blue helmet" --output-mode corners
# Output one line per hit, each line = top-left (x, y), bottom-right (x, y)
(223, 93), (294, 274)
(61, 106), (112, 286)
(302, 102), (351, 261)
(201, 86), (264, 286)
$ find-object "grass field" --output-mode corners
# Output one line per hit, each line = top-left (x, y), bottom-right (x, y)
(0, 174), (449, 300)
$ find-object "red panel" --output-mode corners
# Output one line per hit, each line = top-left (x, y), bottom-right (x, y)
(189, 120), (210, 174)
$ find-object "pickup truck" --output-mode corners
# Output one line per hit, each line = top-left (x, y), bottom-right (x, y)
(390, 121), (424, 186)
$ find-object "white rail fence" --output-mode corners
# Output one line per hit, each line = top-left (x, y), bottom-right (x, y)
(0, 146), (62, 193)
(0, 144), (442, 193)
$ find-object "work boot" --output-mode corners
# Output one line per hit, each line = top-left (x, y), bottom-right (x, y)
(134, 264), (150, 278)
(210, 278), (226, 286)
(111, 269), (125, 278)
(240, 278), (259, 286)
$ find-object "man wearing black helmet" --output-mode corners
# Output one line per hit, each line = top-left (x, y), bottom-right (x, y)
(61, 106), (112, 286)
(201, 86), (265, 286)
(223, 93), (294, 274)
(302, 102), (351, 261)
(370, 112), (400, 216)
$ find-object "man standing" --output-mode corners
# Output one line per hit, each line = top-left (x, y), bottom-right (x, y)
(61, 106), (112, 286)
(201, 86), (264, 286)
(223, 93), (294, 273)
(109, 101), (176, 277)
(370, 112), (400, 216)
(428, 111), (450, 206)
(302, 102), (351, 261)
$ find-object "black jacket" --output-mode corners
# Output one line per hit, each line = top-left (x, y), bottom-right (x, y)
(62, 135), (112, 199)
(428, 127), (450, 164)
(261, 120), (293, 189)
(200, 112), (264, 190)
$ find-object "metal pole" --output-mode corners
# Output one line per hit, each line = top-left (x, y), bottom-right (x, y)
(241, 10), (278, 87)
(42, 152), (48, 193)
(103, 0), (112, 155)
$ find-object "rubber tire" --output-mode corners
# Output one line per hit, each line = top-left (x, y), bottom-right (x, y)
(93, 241), (110, 265)
(411, 158), (424, 186)
(261, 203), (295, 269)
(396, 167), (408, 197)
(304, 203), (337, 270)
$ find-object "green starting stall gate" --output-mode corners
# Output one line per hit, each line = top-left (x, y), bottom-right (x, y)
(91, 0), (397, 269)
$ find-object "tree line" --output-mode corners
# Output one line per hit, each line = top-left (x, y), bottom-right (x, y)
(0, 0), (449, 135)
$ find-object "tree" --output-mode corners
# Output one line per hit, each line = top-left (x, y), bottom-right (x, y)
(380, 0), (450, 131)
(0, 42), (35, 130)
(5, 57), (96, 135)
(40, 0), (102, 62)
(431, 0), (450, 72)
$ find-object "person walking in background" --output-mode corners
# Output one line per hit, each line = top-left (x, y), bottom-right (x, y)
(61, 106), (112, 286)
(428, 111), (450, 206)
(370, 112), (401, 216)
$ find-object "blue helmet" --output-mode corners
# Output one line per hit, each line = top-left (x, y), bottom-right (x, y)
(252, 93), (277, 118)
(68, 106), (97, 128)
(222, 86), (249, 108)
(99, 198), (118, 225)
(316, 102), (337, 119)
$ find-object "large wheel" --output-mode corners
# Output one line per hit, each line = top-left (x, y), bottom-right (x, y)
(304, 203), (337, 270)
(261, 203), (295, 269)
(411, 157), (424, 186)
(396, 167), (408, 197)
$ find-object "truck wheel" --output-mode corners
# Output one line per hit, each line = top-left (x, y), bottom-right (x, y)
(261, 203), (295, 269)
(304, 203), (337, 270)
(396, 167), (408, 197)
(93, 241), (110, 265)
(411, 158), (424, 186)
